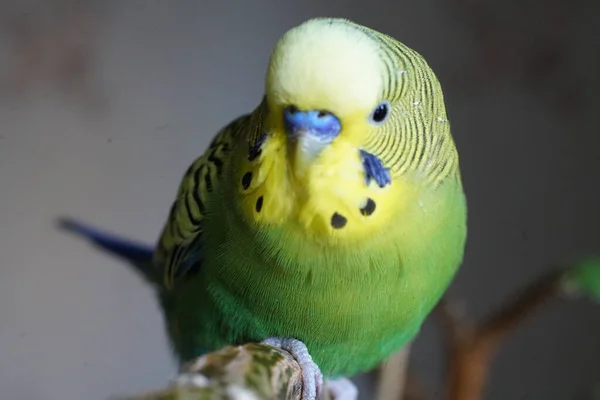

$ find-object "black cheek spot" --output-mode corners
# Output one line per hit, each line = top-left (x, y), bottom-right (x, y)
(241, 172), (252, 189)
(360, 198), (376, 216)
(255, 196), (263, 212)
(331, 212), (347, 229)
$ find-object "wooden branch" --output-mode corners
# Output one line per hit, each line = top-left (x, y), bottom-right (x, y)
(374, 344), (411, 400)
(401, 370), (428, 400)
(436, 268), (567, 400)
(121, 343), (333, 400)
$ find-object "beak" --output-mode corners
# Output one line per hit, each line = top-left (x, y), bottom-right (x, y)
(282, 106), (342, 175)
(283, 106), (341, 142)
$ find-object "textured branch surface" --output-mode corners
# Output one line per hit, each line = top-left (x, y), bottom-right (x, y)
(123, 343), (332, 400)
(436, 267), (580, 400)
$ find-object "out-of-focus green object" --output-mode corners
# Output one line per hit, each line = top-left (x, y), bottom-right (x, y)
(563, 257), (600, 301)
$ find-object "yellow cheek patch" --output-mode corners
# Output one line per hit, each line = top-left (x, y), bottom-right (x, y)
(237, 133), (294, 226)
(236, 127), (418, 245)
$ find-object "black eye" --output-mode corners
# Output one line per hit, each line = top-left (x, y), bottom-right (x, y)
(370, 101), (390, 125)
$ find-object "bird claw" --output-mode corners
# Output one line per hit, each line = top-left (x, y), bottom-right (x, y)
(260, 337), (323, 400)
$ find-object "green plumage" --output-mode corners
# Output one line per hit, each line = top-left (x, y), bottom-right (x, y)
(159, 178), (465, 377)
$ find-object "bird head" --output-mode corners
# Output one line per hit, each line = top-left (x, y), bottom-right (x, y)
(264, 18), (392, 177)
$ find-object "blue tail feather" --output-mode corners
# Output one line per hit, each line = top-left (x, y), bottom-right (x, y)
(57, 217), (156, 281)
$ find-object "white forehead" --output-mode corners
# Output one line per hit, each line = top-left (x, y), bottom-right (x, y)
(266, 19), (384, 115)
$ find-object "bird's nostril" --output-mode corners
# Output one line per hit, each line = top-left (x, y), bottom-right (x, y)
(287, 105), (299, 114)
(317, 111), (328, 118)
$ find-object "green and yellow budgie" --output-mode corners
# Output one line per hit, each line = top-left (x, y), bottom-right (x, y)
(60, 17), (467, 399)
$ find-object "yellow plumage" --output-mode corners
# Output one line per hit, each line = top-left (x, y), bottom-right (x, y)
(230, 18), (459, 243)
(267, 20), (384, 116)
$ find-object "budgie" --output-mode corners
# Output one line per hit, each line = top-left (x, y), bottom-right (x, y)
(60, 17), (467, 400)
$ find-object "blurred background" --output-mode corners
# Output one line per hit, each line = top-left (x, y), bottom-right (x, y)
(0, 1), (598, 399)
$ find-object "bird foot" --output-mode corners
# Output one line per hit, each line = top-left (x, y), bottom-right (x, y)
(326, 377), (358, 400)
(261, 337), (323, 400)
